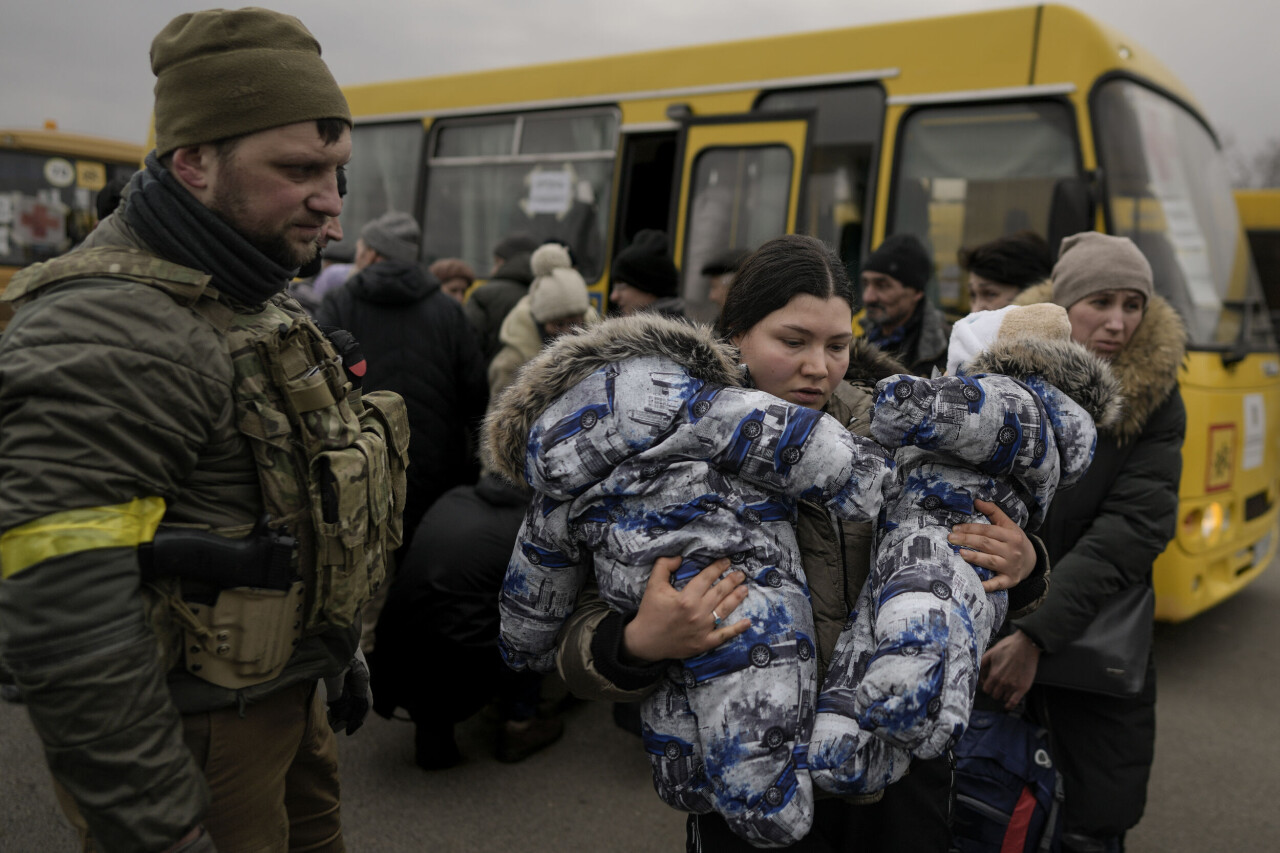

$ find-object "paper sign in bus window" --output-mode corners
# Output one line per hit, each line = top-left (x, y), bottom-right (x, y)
(1242, 393), (1265, 471)
(522, 167), (573, 217)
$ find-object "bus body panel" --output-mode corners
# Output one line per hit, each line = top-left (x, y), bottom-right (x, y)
(0, 129), (145, 330)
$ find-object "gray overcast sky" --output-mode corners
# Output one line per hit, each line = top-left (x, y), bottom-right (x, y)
(2, 0), (1275, 159)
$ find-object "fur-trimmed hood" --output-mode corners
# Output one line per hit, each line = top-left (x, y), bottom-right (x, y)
(845, 338), (909, 387)
(967, 337), (1122, 430)
(1016, 281), (1187, 444)
(482, 313), (742, 484)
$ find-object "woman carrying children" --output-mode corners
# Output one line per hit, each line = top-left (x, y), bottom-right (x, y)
(546, 235), (1049, 852)
(980, 232), (1187, 853)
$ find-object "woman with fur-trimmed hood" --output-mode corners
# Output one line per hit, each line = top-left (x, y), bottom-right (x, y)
(982, 232), (1188, 853)
(484, 312), (897, 847)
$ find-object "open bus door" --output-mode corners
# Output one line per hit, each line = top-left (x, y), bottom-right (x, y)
(670, 113), (812, 324)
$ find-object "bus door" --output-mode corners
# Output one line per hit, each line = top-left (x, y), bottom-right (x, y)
(672, 114), (811, 323)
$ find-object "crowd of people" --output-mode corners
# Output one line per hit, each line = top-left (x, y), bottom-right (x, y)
(0, 7), (1187, 853)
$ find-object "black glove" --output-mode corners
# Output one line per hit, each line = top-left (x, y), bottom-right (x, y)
(325, 649), (371, 736)
(318, 325), (367, 390)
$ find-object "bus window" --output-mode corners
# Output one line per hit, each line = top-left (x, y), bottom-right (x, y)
(1237, 189), (1280, 329)
(0, 149), (134, 268)
(423, 109), (618, 279)
(890, 101), (1078, 315)
(757, 85), (884, 277)
(1095, 80), (1276, 352)
(337, 121), (425, 261)
(682, 145), (793, 323)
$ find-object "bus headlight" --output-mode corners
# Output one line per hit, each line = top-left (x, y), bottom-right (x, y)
(1182, 502), (1228, 549)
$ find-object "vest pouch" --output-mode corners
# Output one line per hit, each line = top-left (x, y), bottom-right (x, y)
(359, 390), (411, 548)
(182, 581), (307, 690)
(309, 435), (392, 630)
(272, 325), (361, 454)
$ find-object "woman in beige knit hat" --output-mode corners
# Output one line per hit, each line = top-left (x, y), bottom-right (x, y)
(982, 230), (1187, 853)
(487, 242), (598, 403)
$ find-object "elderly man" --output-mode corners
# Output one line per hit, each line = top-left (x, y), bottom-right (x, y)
(0, 9), (407, 852)
(859, 233), (951, 375)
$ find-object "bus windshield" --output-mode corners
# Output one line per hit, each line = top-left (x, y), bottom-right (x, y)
(0, 148), (134, 267)
(889, 100), (1079, 315)
(1095, 80), (1275, 351)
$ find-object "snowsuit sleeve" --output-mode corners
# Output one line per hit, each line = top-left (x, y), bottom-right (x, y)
(498, 494), (592, 673)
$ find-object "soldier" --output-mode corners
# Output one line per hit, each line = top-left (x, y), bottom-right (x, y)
(0, 9), (407, 853)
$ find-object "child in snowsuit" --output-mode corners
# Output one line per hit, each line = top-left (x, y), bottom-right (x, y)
(808, 304), (1121, 793)
(485, 313), (897, 848)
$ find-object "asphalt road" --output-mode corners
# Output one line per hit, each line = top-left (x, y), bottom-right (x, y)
(3, 560), (1278, 852)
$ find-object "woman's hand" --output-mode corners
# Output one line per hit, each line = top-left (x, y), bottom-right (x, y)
(621, 557), (751, 663)
(980, 629), (1041, 710)
(949, 499), (1037, 592)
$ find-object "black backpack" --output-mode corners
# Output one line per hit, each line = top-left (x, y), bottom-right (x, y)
(950, 709), (1064, 853)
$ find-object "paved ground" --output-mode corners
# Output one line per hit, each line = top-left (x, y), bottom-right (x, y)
(3, 560), (1279, 852)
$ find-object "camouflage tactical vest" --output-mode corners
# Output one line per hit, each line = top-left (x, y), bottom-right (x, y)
(5, 247), (410, 686)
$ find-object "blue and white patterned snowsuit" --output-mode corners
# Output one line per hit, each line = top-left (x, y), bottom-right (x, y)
(493, 318), (891, 848)
(809, 367), (1101, 793)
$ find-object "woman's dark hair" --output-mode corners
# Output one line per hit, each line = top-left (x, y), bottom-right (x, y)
(957, 230), (1053, 290)
(716, 234), (854, 340)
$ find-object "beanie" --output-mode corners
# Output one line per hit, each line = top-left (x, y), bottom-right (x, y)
(360, 211), (420, 265)
(493, 233), (540, 262)
(528, 243), (590, 323)
(1051, 232), (1153, 309)
(861, 234), (933, 291)
(612, 229), (679, 298)
(700, 247), (752, 277)
(151, 8), (351, 157)
(428, 258), (476, 286)
(946, 303), (1072, 376)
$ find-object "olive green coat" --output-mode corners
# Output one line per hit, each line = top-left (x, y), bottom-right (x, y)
(0, 216), (357, 852)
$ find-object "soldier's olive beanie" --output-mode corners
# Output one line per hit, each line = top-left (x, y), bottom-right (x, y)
(1052, 232), (1153, 309)
(151, 7), (351, 157)
(861, 234), (932, 291)
(360, 211), (421, 265)
(612, 229), (678, 298)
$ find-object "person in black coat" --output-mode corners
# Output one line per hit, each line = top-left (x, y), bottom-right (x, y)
(368, 473), (565, 768)
(464, 233), (538, 362)
(316, 210), (488, 554)
(981, 233), (1188, 853)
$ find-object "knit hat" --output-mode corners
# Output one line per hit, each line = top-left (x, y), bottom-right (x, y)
(861, 234), (933, 291)
(1052, 232), (1153, 309)
(701, 247), (752, 277)
(612, 229), (679, 298)
(360, 211), (420, 265)
(493, 233), (540, 262)
(151, 8), (351, 157)
(946, 303), (1072, 376)
(428, 258), (476, 286)
(528, 243), (590, 323)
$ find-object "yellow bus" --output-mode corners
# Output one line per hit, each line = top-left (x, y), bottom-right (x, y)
(0, 128), (144, 328)
(1237, 188), (1280, 328)
(336, 2), (1276, 621)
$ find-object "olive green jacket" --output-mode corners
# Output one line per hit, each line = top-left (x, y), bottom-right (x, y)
(0, 215), (356, 852)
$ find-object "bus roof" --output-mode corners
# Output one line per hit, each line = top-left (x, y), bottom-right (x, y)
(0, 128), (145, 165)
(342, 4), (1197, 125)
(1236, 189), (1280, 230)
